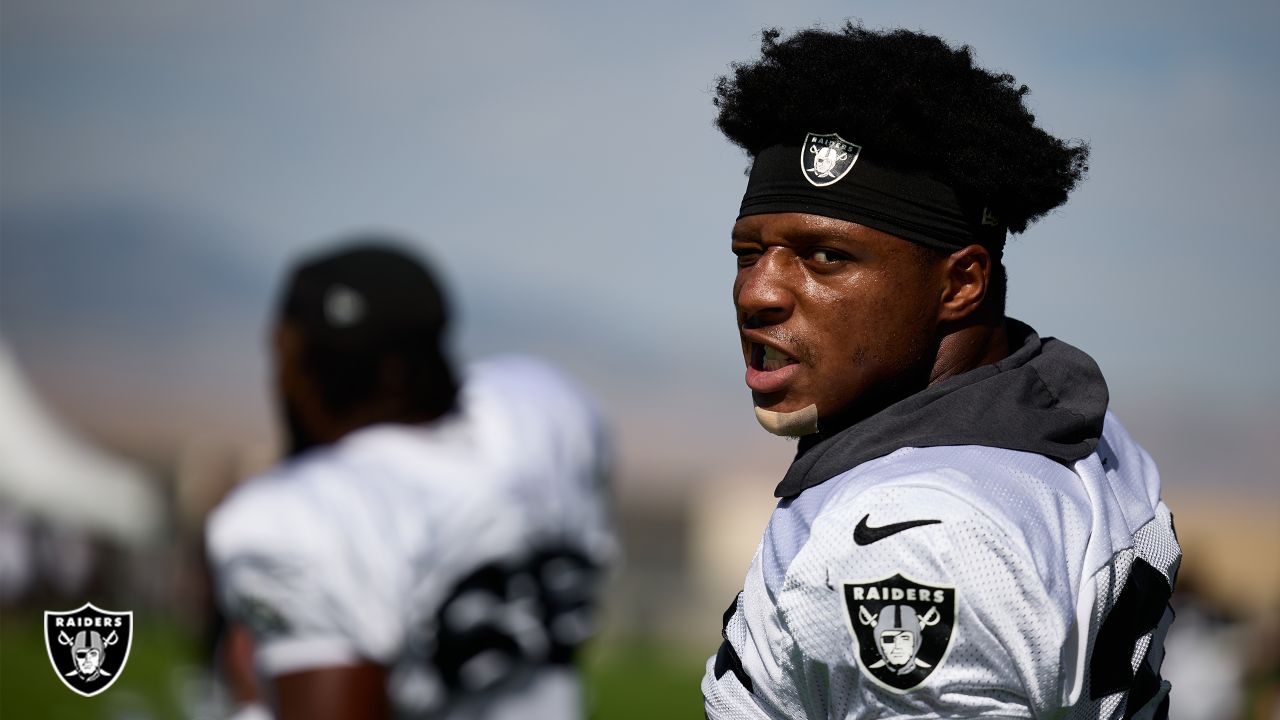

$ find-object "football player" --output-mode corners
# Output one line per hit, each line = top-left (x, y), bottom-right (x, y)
(206, 241), (614, 720)
(701, 25), (1181, 719)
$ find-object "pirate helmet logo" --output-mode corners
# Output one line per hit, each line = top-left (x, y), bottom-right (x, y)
(70, 630), (113, 680)
(842, 574), (955, 692)
(44, 603), (133, 697)
(800, 132), (861, 187)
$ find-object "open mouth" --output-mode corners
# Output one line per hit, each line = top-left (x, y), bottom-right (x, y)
(750, 342), (799, 372)
(745, 341), (801, 395)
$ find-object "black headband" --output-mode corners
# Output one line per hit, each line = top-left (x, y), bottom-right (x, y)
(738, 133), (1006, 252)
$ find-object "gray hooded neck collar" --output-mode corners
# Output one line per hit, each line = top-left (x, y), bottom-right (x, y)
(775, 319), (1109, 498)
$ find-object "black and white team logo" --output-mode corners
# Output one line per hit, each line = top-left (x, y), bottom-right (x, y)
(44, 603), (133, 697)
(801, 132), (861, 187)
(841, 574), (955, 692)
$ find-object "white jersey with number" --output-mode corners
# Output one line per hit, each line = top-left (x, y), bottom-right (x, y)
(703, 411), (1180, 720)
(206, 356), (613, 720)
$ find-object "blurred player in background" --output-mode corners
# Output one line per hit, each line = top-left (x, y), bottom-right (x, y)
(701, 26), (1181, 719)
(206, 241), (615, 720)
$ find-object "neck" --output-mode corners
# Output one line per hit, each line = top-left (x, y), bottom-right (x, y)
(929, 317), (1010, 386)
(796, 319), (1011, 457)
(798, 315), (1008, 450)
(303, 398), (450, 450)
(333, 410), (437, 443)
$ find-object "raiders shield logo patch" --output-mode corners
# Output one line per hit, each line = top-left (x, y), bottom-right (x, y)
(44, 603), (133, 697)
(841, 574), (955, 692)
(801, 132), (861, 187)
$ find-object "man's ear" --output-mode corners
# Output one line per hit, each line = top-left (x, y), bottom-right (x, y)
(938, 244), (992, 323)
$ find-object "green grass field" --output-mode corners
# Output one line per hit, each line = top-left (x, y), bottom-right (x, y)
(1, 612), (708, 719)
(583, 640), (708, 719)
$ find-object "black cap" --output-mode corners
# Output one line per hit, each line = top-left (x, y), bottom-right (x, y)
(279, 240), (449, 349)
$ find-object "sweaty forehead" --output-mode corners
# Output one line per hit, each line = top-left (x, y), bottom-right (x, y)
(735, 212), (849, 239)
(731, 212), (912, 252)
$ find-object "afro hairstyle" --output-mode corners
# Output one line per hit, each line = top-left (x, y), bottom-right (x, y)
(714, 23), (1089, 234)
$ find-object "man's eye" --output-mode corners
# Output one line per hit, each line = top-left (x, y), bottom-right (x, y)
(733, 249), (760, 267)
(810, 248), (847, 264)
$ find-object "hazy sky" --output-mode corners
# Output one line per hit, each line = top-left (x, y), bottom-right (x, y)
(2, 0), (1277, 487)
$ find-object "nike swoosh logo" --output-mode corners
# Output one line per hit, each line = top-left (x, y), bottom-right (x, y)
(853, 515), (942, 546)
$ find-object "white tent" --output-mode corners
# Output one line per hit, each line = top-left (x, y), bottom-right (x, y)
(0, 339), (162, 545)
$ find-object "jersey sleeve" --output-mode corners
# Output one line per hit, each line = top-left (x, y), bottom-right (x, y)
(703, 582), (797, 720)
(706, 473), (1083, 719)
(205, 483), (402, 677)
(818, 480), (1078, 716)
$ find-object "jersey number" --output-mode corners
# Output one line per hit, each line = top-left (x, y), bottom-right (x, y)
(431, 547), (600, 693)
(1089, 558), (1173, 720)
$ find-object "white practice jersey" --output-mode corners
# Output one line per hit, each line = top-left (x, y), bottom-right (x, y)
(206, 356), (613, 720)
(703, 411), (1180, 720)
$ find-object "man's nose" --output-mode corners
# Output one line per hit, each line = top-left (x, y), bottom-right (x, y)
(735, 248), (795, 328)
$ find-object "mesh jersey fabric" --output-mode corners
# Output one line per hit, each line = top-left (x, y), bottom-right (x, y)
(206, 356), (613, 720)
(703, 411), (1180, 720)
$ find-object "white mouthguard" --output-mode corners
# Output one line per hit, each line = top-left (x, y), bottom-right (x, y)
(754, 403), (819, 437)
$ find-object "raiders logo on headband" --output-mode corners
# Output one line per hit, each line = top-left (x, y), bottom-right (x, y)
(44, 603), (134, 697)
(841, 574), (955, 692)
(801, 132), (861, 187)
